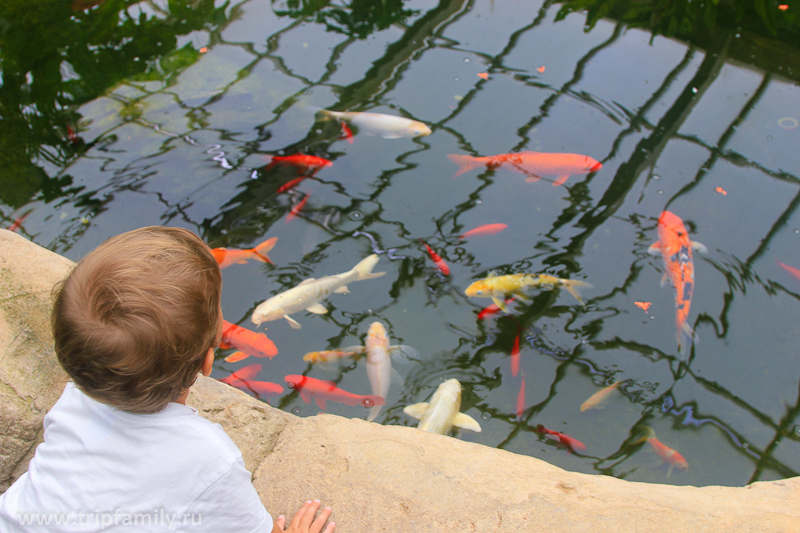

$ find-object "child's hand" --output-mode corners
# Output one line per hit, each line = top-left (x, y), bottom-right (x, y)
(273, 499), (335, 533)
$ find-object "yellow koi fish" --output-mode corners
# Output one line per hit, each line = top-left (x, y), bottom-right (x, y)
(465, 272), (592, 312)
(580, 381), (621, 412)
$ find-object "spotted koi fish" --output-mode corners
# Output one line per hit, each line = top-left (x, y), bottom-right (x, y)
(648, 211), (706, 354)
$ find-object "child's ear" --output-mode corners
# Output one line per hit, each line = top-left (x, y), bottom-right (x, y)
(201, 348), (214, 377)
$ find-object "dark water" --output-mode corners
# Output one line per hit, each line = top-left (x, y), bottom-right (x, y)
(3, 0), (800, 487)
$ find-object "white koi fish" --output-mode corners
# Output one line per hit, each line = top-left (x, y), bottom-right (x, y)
(403, 379), (482, 435)
(251, 254), (385, 329)
(316, 108), (432, 139)
(364, 321), (419, 422)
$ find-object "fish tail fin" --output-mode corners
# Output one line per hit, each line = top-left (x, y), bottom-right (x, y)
(634, 426), (656, 444)
(560, 279), (593, 305)
(253, 237), (277, 263)
(353, 254), (386, 281)
(313, 107), (336, 122)
(677, 321), (697, 355)
(366, 397), (385, 421)
(448, 154), (480, 177)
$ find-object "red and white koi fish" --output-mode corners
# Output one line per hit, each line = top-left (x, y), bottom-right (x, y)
(535, 425), (587, 453)
(211, 237), (277, 269)
(580, 381), (621, 412)
(639, 427), (688, 477)
(284, 374), (385, 411)
(777, 260), (800, 283)
(264, 154), (332, 174)
(516, 376), (526, 418)
(448, 151), (602, 186)
(648, 211), (706, 354)
(286, 193), (310, 224)
(220, 363), (262, 385)
(460, 223), (508, 239)
(420, 240), (450, 275)
(220, 320), (278, 360)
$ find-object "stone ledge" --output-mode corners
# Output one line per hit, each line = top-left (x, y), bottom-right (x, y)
(1, 228), (798, 532)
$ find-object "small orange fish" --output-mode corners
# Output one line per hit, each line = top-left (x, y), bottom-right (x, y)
(477, 72), (489, 80)
(448, 151), (602, 186)
(779, 4), (788, 10)
(476, 297), (515, 320)
(715, 186), (727, 195)
(639, 427), (688, 476)
(580, 381), (621, 412)
(777, 260), (800, 282)
(634, 301), (651, 312)
(510, 329), (521, 377)
(420, 240), (450, 275)
(276, 176), (308, 194)
(460, 223), (508, 239)
(286, 194), (310, 223)
(535, 425), (586, 453)
(648, 211), (706, 354)
(220, 320), (278, 360)
(199, 47), (209, 53)
(284, 375), (385, 411)
(516, 376), (526, 418)
(264, 154), (332, 174)
(537, 66), (545, 73)
(220, 363), (262, 385)
(211, 237), (277, 269)
(7, 210), (31, 233)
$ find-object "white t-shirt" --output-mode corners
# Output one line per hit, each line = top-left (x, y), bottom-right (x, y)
(0, 382), (272, 532)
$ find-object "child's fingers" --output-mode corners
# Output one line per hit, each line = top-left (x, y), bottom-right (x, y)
(309, 506), (333, 533)
(320, 522), (336, 533)
(275, 515), (286, 530)
(294, 499), (322, 530)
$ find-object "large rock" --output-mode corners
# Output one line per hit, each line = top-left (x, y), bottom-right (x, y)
(1, 228), (798, 532)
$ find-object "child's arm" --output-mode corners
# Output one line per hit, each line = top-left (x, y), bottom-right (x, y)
(272, 499), (335, 533)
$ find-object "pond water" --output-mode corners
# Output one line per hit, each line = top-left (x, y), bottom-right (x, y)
(3, 0), (800, 488)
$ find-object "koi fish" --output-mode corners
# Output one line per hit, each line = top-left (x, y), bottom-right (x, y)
(364, 321), (418, 422)
(535, 425), (586, 453)
(251, 254), (386, 329)
(465, 272), (592, 312)
(7, 210), (32, 233)
(211, 237), (277, 269)
(220, 363), (262, 385)
(226, 378), (284, 399)
(460, 223), (508, 239)
(448, 151), (602, 186)
(477, 298), (515, 320)
(303, 349), (366, 364)
(276, 177), (308, 194)
(420, 240), (450, 275)
(403, 379), (482, 435)
(264, 154), (332, 174)
(648, 211), (706, 354)
(224, 351), (249, 363)
(580, 381), (621, 412)
(316, 108), (431, 139)
(284, 374), (384, 410)
(638, 427), (688, 477)
(340, 121), (354, 144)
(516, 377), (526, 418)
(777, 260), (800, 283)
(286, 194), (310, 224)
(510, 329), (521, 377)
(219, 320), (278, 360)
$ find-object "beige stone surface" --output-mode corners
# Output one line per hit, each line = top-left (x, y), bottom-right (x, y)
(1, 228), (799, 532)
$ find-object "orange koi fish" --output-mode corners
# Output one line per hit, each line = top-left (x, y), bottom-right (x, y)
(639, 427), (688, 477)
(516, 376), (526, 418)
(211, 237), (277, 269)
(535, 425), (587, 453)
(634, 301), (652, 312)
(648, 211), (706, 354)
(284, 375), (385, 411)
(276, 176), (308, 194)
(220, 320), (278, 360)
(225, 378), (284, 399)
(7, 210), (32, 233)
(448, 151), (602, 186)
(420, 240), (450, 275)
(580, 381), (621, 412)
(220, 363), (262, 385)
(460, 223), (508, 239)
(777, 260), (800, 283)
(510, 329), (521, 377)
(477, 298), (515, 320)
(264, 154), (332, 174)
(286, 194), (310, 223)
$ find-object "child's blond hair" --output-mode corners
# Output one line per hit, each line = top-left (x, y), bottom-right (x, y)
(52, 226), (221, 414)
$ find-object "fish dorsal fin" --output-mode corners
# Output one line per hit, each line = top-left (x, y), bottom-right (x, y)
(453, 412), (482, 432)
(306, 303), (328, 314)
(334, 285), (349, 294)
(297, 278), (317, 286)
(403, 402), (429, 420)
